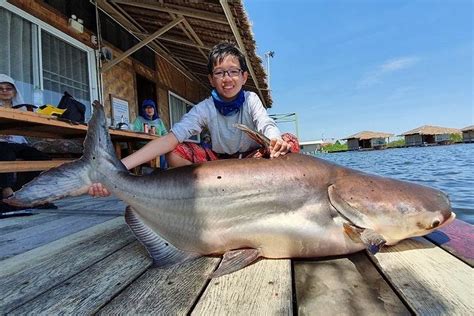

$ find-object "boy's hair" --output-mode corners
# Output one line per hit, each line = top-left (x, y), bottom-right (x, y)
(207, 42), (248, 74)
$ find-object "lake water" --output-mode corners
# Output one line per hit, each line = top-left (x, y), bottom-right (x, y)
(315, 143), (474, 224)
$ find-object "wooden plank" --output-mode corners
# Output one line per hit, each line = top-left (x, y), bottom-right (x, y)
(0, 218), (135, 313)
(294, 253), (411, 315)
(368, 237), (473, 315)
(43, 195), (126, 216)
(425, 219), (474, 267)
(99, 257), (220, 315)
(0, 160), (72, 173)
(0, 213), (67, 236)
(192, 259), (292, 315)
(0, 214), (117, 260)
(9, 242), (151, 314)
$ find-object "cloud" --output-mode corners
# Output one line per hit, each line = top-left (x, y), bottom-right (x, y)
(357, 56), (420, 88)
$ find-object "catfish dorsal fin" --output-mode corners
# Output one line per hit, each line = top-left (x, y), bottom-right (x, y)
(125, 206), (200, 267)
(234, 123), (271, 149)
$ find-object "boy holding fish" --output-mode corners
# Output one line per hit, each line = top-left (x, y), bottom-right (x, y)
(90, 42), (298, 196)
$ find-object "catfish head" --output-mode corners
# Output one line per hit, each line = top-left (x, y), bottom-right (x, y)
(328, 171), (455, 252)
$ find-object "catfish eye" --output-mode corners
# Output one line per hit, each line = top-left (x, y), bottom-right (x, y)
(431, 219), (440, 228)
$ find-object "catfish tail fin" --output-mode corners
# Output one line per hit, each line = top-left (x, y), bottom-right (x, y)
(5, 101), (126, 207)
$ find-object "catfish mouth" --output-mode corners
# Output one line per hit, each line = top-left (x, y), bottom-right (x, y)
(426, 212), (456, 232)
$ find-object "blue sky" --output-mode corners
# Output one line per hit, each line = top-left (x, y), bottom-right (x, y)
(244, 0), (473, 141)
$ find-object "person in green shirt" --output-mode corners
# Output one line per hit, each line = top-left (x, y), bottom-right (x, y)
(132, 99), (167, 136)
(132, 99), (168, 168)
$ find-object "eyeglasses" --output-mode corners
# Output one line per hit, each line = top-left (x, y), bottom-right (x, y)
(212, 68), (243, 79)
(0, 87), (14, 92)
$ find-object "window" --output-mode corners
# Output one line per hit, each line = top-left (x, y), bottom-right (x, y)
(0, 4), (97, 119)
(168, 92), (199, 143)
(41, 31), (91, 113)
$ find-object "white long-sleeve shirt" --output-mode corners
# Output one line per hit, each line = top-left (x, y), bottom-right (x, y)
(171, 91), (281, 154)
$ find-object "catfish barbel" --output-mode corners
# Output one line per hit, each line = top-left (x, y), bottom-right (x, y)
(6, 101), (455, 277)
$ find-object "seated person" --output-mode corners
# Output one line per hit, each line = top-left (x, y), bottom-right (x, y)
(90, 42), (299, 197)
(132, 99), (168, 169)
(0, 74), (56, 212)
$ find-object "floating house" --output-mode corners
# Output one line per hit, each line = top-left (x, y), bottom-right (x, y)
(0, 0), (271, 140)
(401, 125), (461, 146)
(461, 125), (474, 143)
(343, 131), (394, 150)
(299, 140), (328, 154)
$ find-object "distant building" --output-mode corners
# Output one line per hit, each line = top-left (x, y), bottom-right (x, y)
(401, 125), (461, 146)
(342, 131), (393, 151)
(299, 139), (336, 155)
(300, 140), (324, 155)
(461, 125), (474, 143)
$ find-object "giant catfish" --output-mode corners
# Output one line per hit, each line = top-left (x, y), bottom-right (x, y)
(6, 101), (455, 277)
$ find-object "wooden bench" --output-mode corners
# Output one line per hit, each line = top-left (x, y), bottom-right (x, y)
(0, 160), (72, 173)
(0, 196), (472, 315)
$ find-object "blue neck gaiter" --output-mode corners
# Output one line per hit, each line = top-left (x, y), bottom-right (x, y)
(211, 89), (245, 116)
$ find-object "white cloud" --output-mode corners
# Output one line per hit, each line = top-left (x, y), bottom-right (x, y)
(381, 57), (419, 71)
(357, 56), (420, 88)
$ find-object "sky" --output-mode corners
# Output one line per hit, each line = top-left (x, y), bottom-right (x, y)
(244, 0), (473, 141)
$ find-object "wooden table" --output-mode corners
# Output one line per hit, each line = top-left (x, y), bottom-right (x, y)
(0, 195), (472, 315)
(0, 107), (157, 172)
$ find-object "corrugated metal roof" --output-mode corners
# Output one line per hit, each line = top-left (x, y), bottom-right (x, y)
(401, 125), (461, 136)
(461, 125), (474, 132)
(97, 0), (272, 107)
(343, 131), (394, 140)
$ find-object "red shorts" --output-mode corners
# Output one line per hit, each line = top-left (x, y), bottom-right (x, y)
(172, 133), (300, 164)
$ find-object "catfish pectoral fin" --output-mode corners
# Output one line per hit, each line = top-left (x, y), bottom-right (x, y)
(125, 206), (200, 267)
(210, 248), (261, 278)
(343, 222), (386, 254)
(343, 222), (364, 242)
(360, 229), (386, 254)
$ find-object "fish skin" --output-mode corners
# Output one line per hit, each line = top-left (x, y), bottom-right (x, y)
(6, 101), (455, 266)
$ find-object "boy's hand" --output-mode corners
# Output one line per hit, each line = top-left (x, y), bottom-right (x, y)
(269, 138), (292, 158)
(88, 183), (111, 197)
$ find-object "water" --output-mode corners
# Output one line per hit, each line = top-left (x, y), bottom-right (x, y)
(314, 143), (474, 224)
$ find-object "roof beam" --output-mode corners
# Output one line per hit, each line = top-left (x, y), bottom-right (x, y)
(176, 56), (208, 66)
(110, 0), (228, 24)
(219, 0), (267, 107)
(181, 16), (208, 59)
(96, 0), (209, 89)
(101, 16), (184, 73)
(167, 12), (208, 60)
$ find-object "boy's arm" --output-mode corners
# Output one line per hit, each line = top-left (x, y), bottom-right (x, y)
(122, 132), (178, 169)
(247, 93), (291, 157)
(88, 132), (179, 197)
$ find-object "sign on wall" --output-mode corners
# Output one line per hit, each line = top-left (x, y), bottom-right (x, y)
(110, 95), (130, 129)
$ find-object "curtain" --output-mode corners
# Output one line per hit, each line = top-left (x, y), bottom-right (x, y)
(169, 94), (187, 126)
(169, 94), (199, 142)
(0, 8), (34, 103)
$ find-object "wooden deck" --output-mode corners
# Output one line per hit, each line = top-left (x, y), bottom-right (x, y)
(1, 196), (472, 315)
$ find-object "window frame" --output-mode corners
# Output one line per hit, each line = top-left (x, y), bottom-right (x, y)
(0, 1), (99, 113)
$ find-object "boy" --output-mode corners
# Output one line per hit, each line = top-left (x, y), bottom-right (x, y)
(90, 42), (297, 196)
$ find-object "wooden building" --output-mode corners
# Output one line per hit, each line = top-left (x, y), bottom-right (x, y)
(401, 125), (461, 147)
(343, 131), (393, 151)
(0, 0), (271, 138)
(461, 125), (474, 143)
